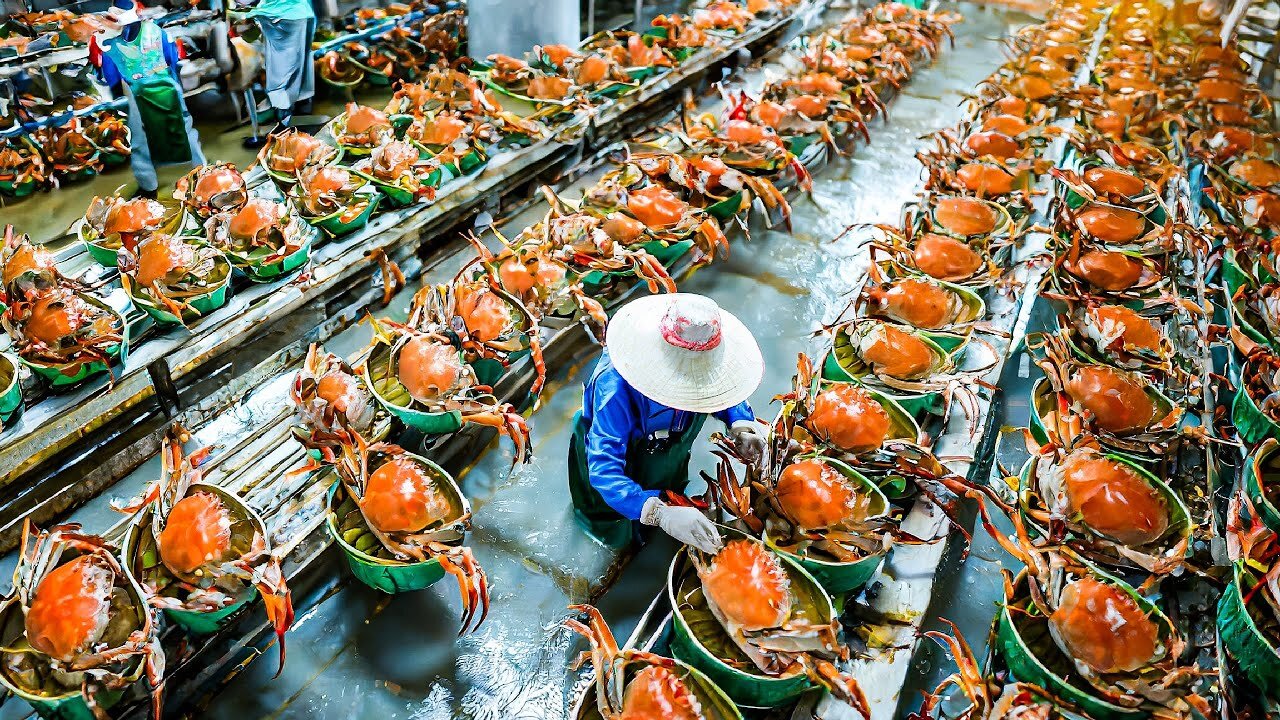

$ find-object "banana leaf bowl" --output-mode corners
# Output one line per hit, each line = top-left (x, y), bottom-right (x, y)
(325, 452), (470, 594)
(762, 457), (891, 596)
(0, 543), (154, 720)
(122, 483), (271, 634)
(0, 352), (22, 428)
(667, 528), (839, 708)
(996, 568), (1174, 720)
(18, 293), (129, 389)
(1219, 561), (1280, 698)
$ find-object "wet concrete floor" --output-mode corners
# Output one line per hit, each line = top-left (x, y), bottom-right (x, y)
(0, 4), (1034, 718)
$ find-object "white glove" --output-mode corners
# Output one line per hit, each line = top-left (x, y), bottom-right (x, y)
(729, 420), (766, 464)
(641, 497), (723, 554)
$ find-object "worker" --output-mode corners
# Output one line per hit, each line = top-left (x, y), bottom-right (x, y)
(568, 294), (766, 553)
(236, 0), (316, 128)
(93, 0), (205, 199)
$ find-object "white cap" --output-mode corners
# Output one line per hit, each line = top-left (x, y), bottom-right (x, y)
(606, 293), (764, 413)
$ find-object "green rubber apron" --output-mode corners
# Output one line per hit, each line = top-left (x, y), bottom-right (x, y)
(106, 21), (192, 165)
(567, 410), (707, 549)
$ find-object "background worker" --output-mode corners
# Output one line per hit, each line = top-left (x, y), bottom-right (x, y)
(236, 0), (316, 128)
(567, 294), (767, 554)
(92, 0), (205, 198)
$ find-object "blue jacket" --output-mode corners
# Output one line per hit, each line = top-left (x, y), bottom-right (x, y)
(583, 350), (753, 521)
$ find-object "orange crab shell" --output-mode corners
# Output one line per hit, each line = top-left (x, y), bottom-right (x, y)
(1060, 449), (1169, 546)
(795, 72), (843, 96)
(3, 241), (56, 289)
(25, 554), (115, 663)
(1064, 365), (1157, 433)
(982, 114), (1030, 136)
(876, 279), (956, 329)
(576, 55), (612, 85)
(228, 199), (285, 242)
(628, 185), (687, 229)
(1050, 577), (1160, 674)
(135, 234), (196, 288)
(270, 132), (324, 173)
(859, 323), (934, 379)
(722, 119), (770, 145)
(457, 285), (514, 343)
(1067, 249), (1146, 291)
(416, 114), (467, 146)
(956, 163), (1016, 196)
(1077, 205), (1146, 244)
(603, 213), (647, 244)
(775, 460), (872, 531)
(103, 199), (163, 237)
(933, 196), (999, 237)
(528, 75), (573, 100)
(1087, 305), (1162, 354)
(964, 131), (1022, 160)
(398, 335), (463, 404)
(360, 456), (452, 534)
(191, 165), (245, 207)
(700, 539), (792, 631)
(159, 490), (234, 575)
(785, 94), (830, 118)
(345, 103), (390, 136)
(539, 44), (577, 68)
(912, 233), (982, 281)
(304, 166), (353, 195)
(23, 290), (112, 347)
(621, 665), (703, 720)
(805, 382), (891, 453)
(1230, 158), (1280, 188)
(317, 369), (363, 416)
(1083, 166), (1147, 197)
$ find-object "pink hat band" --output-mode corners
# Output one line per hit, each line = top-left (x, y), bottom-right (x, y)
(659, 304), (723, 351)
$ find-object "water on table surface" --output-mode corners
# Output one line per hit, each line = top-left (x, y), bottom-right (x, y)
(190, 5), (1035, 719)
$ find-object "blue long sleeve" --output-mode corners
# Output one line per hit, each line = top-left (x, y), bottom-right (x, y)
(714, 400), (754, 427)
(584, 370), (661, 521)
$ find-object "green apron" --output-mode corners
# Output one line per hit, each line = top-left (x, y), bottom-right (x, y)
(106, 22), (192, 165)
(567, 410), (707, 549)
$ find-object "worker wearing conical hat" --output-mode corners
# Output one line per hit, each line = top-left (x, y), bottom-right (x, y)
(568, 294), (766, 553)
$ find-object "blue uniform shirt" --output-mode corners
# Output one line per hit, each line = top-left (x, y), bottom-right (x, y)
(583, 350), (753, 521)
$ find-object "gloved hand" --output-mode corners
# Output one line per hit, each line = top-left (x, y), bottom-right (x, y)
(641, 497), (723, 554)
(729, 420), (766, 464)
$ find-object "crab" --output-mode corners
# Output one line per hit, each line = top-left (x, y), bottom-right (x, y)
(82, 195), (167, 253)
(118, 233), (226, 323)
(329, 430), (489, 633)
(114, 425), (293, 674)
(1, 226), (58, 304)
(779, 354), (893, 456)
(582, 165), (730, 264)
(407, 269), (547, 396)
(366, 319), (532, 465)
(205, 197), (307, 271)
(687, 537), (869, 714)
(292, 343), (376, 445)
(2, 286), (122, 376)
(257, 129), (338, 178)
(0, 521), (164, 719)
(337, 103), (394, 149)
(467, 232), (607, 337)
(565, 604), (710, 720)
(292, 165), (369, 220)
(175, 163), (248, 220)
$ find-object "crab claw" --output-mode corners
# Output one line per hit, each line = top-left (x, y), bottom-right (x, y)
(255, 560), (295, 677)
(804, 657), (871, 718)
(433, 544), (490, 635)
